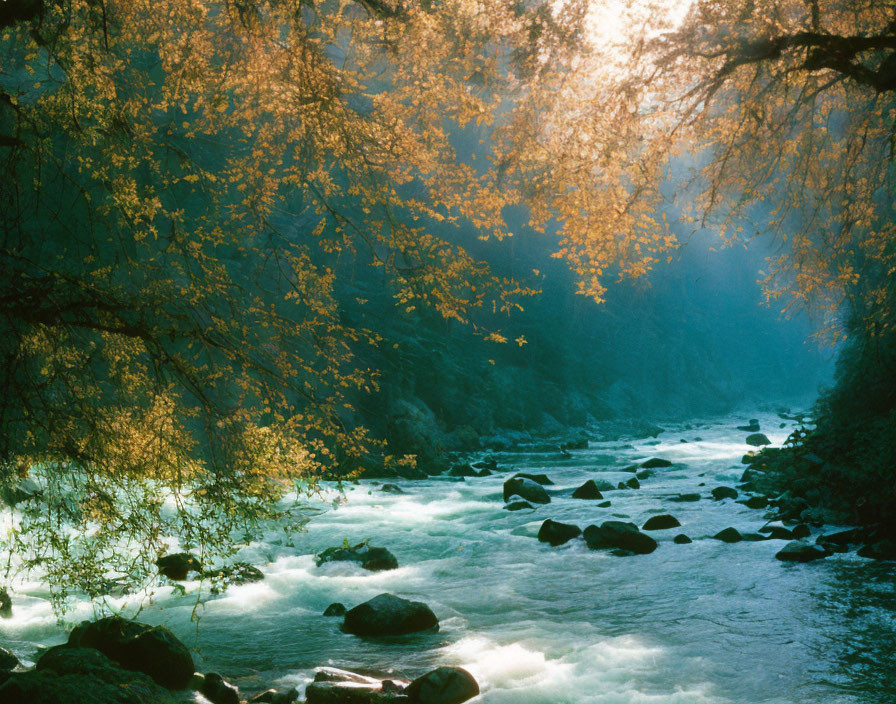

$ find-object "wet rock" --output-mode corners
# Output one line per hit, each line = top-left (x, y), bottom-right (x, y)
(65, 616), (194, 690)
(673, 534), (692, 544)
(156, 552), (201, 581)
(642, 514), (681, 531)
(503, 500), (533, 511)
(571, 480), (603, 500)
(205, 562), (264, 587)
(510, 472), (554, 486)
(737, 419), (760, 432)
(201, 673), (240, 704)
(816, 528), (865, 547)
(537, 519), (582, 546)
(316, 543), (399, 572)
(3, 646), (181, 704)
(761, 524), (795, 540)
(857, 539), (896, 560)
(635, 470), (654, 480)
(249, 688), (300, 703)
(739, 496), (768, 509)
(0, 647), (18, 672)
(343, 593), (439, 637)
(775, 540), (830, 562)
(741, 533), (770, 542)
(503, 477), (550, 504)
(792, 524), (811, 539)
(324, 603), (347, 617)
(381, 484), (405, 494)
(739, 469), (763, 483)
(745, 433), (771, 447)
(640, 458), (672, 469)
(406, 666), (479, 704)
(621, 477), (640, 490)
(304, 679), (407, 703)
(583, 521), (657, 555)
(669, 493), (701, 502)
(711, 486), (738, 501)
(621, 465), (639, 473)
(597, 501), (612, 508)
(471, 458), (498, 471)
(0, 587), (11, 618)
(447, 464), (481, 478)
(712, 527), (743, 543)
(591, 480), (616, 492)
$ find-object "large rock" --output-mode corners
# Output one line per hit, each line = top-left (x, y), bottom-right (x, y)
(324, 603), (347, 617)
(642, 514), (680, 531)
(571, 480), (603, 500)
(304, 675), (406, 703)
(249, 688), (299, 703)
(503, 477), (550, 504)
(537, 519), (582, 546)
(583, 521), (657, 555)
(712, 527), (743, 543)
(65, 616), (194, 689)
(711, 486), (738, 501)
(343, 594), (438, 637)
(155, 553), (201, 581)
(316, 543), (399, 572)
(406, 667), (479, 704)
(0, 647), (180, 703)
(745, 433), (771, 447)
(775, 540), (830, 562)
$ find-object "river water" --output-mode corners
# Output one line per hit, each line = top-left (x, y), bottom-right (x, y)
(2, 411), (895, 703)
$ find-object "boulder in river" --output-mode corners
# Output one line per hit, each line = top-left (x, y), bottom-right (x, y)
(597, 500), (612, 508)
(642, 514), (681, 531)
(343, 593), (439, 636)
(775, 540), (830, 562)
(510, 472), (554, 486)
(63, 615), (194, 690)
(745, 433), (771, 447)
(584, 521), (657, 555)
(381, 484), (405, 494)
(156, 552), (201, 581)
(0, 646), (19, 673)
(640, 458), (672, 469)
(503, 477), (550, 504)
(205, 562), (264, 587)
(857, 539), (896, 560)
(471, 458), (498, 471)
(503, 500), (533, 511)
(201, 673), (240, 704)
(669, 493), (701, 502)
(673, 534), (692, 544)
(712, 527), (743, 543)
(406, 666), (479, 704)
(323, 603), (347, 617)
(249, 688), (299, 703)
(738, 495), (768, 509)
(591, 479), (616, 492)
(711, 486), (738, 501)
(1, 646), (181, 704)
(448, 464), (488, 478)
(316, 543), (399, 572)
(537, 519), (582, 546)
(572, 480), (603, 500)
(737, 419), (761, 432)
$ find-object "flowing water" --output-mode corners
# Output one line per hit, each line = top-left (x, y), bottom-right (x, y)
(2, 411), (896, 703)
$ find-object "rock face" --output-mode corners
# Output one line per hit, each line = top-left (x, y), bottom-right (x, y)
(711, 486), (738, 501)
(406, 667), (479, 704)
(571, 480), (603, 500)
(640, 458), (672, 469)
(745, 433), (771, 447)
(583, 521), (658, 555)
(642, 514), (681, 531)
(316, 543), (399, 572)
(775, 540), (830, 562)
(503, 477), (550, 504)
(537, 519), (582, 546)
(712, 527), (743, 543)
(63, 616), (195, 690)
(0, 646), (181, 704)
(343, 594), (439, 637)
(155, 553), (201, 581)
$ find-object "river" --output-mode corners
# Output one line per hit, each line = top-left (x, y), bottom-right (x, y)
(2, 410), (895, 703)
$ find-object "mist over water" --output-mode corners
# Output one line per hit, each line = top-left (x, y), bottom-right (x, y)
(3, 411), (893, 704)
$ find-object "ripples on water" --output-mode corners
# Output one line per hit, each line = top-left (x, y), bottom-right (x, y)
(2, 412), (895, 703)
